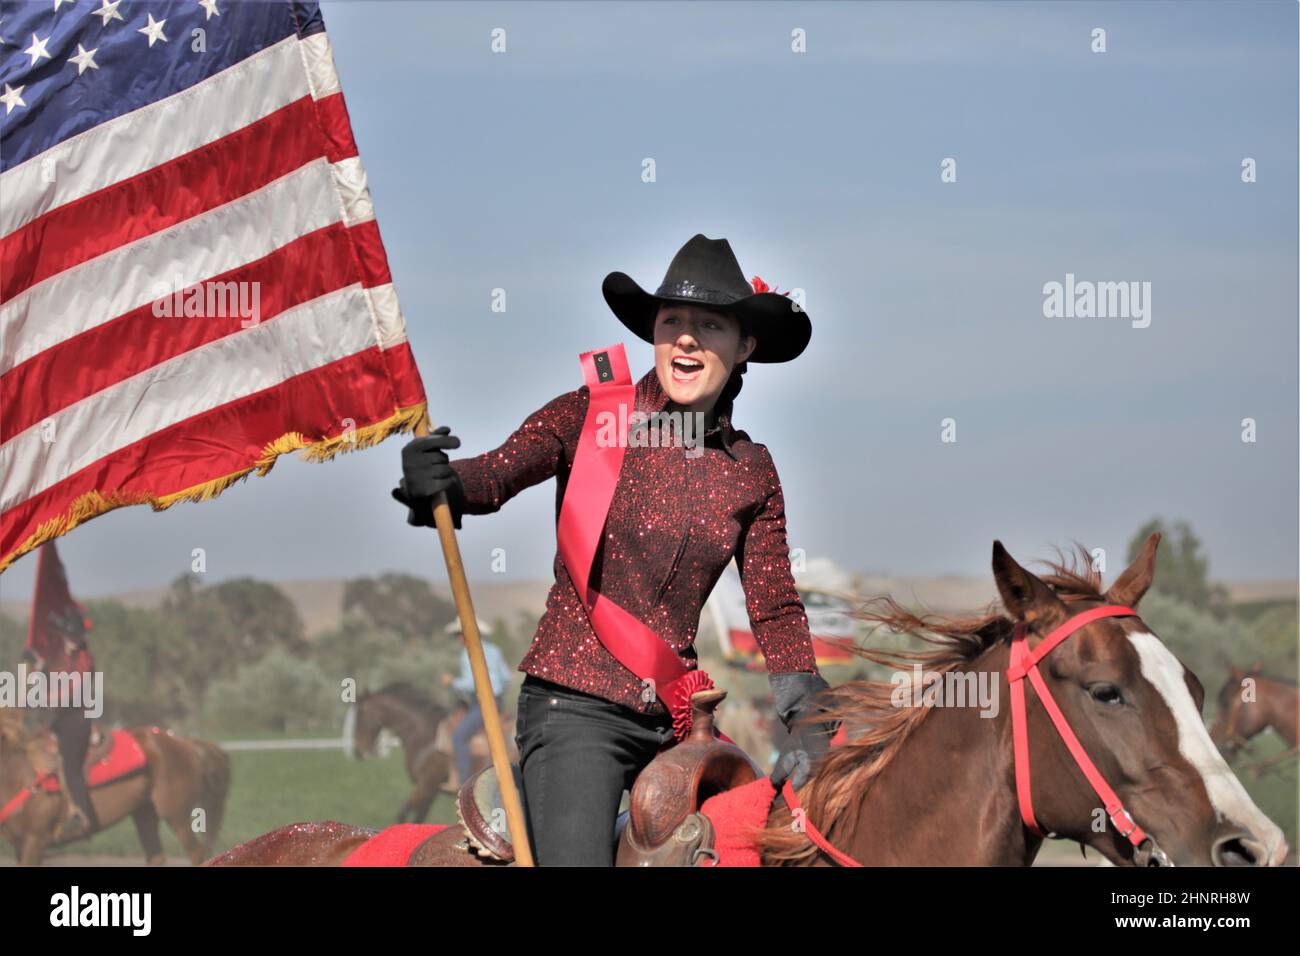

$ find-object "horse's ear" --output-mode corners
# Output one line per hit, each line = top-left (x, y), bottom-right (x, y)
(1105, 531), (1160, 608)
(992, 541), (1067, 629)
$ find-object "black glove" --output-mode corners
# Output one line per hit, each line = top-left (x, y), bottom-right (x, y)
(768, 671), (839, 792)
(391, 427), (467, 529)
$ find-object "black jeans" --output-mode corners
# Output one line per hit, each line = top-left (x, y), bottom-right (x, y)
(514, 675), (674, 866)
(50, 707), (95, 824)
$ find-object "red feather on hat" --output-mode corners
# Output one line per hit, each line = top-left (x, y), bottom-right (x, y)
(750, 275), (790, 297)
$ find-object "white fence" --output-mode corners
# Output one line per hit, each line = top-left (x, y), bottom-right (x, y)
(218, 729), (400, 756)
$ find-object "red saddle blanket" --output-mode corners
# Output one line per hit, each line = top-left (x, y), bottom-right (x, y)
(338, 778), (778, 868)
(39, 729), (147, 791)
(698, 776), (779, 867)
(341, 823), (451, 867)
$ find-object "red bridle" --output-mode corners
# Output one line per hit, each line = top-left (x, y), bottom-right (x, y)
(1008, 604), (1149, 848)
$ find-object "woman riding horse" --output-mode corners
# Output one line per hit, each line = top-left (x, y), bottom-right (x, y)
(392, 234), (840, 865)
(23, 608), (97, 840)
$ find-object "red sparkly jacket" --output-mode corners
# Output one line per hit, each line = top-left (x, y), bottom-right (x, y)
(448, 365), (820, 716)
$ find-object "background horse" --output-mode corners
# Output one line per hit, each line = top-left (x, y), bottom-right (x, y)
(346, 683), (514, 823)
(0, 711), (230, 866)
(210, 533), (1288, 867)
(1210, 665), (1299, 775)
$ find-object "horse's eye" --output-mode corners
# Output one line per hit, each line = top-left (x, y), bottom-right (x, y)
(1089, 683), (1123, 706)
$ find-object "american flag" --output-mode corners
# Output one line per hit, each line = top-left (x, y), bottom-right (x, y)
(0, 0), (427, 572)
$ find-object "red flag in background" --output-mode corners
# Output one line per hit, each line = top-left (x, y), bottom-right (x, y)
(25, 540), (93, 674)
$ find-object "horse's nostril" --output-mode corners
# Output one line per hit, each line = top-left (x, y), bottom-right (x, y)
(1212, 834), (1263, 867)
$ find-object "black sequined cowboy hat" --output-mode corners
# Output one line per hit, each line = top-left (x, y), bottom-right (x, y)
(601, 234), (811, 363)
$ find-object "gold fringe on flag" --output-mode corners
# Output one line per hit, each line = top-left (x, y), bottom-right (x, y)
(0, 402), (428, 574)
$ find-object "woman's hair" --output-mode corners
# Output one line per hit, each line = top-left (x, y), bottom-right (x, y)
(714, 360), (747, 422)
(713, 312), (754, 422)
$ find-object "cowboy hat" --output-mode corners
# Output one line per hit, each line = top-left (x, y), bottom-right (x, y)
(601, 234), (811, 363)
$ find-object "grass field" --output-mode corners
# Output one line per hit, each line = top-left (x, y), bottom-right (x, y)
(6, 745), (456, 864)
(6, 733), (1295, 865)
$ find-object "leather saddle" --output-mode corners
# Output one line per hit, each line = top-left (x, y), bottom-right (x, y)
(455, 689), (760, 866)
(455, 759), (525, 862)
(616, 688), (760, 866)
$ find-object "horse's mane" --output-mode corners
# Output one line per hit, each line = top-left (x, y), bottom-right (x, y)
(755, 547), (1106, 865)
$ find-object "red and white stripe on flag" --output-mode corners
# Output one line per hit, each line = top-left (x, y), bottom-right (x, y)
(0, 5), (426, 573)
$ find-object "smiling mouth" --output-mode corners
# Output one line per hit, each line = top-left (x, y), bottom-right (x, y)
(671, 355), (704, 383)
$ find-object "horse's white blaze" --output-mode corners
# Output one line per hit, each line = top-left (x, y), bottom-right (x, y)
(1128, 631), (1286, 861)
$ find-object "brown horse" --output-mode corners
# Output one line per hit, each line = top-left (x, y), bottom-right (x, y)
(347, 683), (513, 823)
(210, 533), (1288, 866)
(1210, 665), (1299, 774)
(0, 711), (231, 866)
(755, 535), (1285, 866)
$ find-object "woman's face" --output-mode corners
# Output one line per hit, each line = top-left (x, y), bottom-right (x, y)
(652, 303), (756, 413)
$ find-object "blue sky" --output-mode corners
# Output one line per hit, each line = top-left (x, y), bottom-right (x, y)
(3, 0), (1296, 600)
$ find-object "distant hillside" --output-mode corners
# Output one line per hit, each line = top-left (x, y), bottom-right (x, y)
(0, 576), (553, 638)
(2, 574), (1292, 635)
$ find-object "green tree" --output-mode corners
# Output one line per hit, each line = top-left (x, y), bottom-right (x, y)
(1242, 603), (1299, 675)
(200, 648), (337, 735)
(310, 615), (459, 708)
(81, 600), (198, 726)
(0, 612), (23, 668)
(341, 573), (457, 643)
(160, 575), (307, 688)
(1127, 518), (1229, 614)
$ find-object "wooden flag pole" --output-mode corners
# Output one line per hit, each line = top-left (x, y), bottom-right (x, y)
(415, 418), (534, 867)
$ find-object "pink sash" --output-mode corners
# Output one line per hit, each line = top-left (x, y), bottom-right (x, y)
(556, 344), (723, 741)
